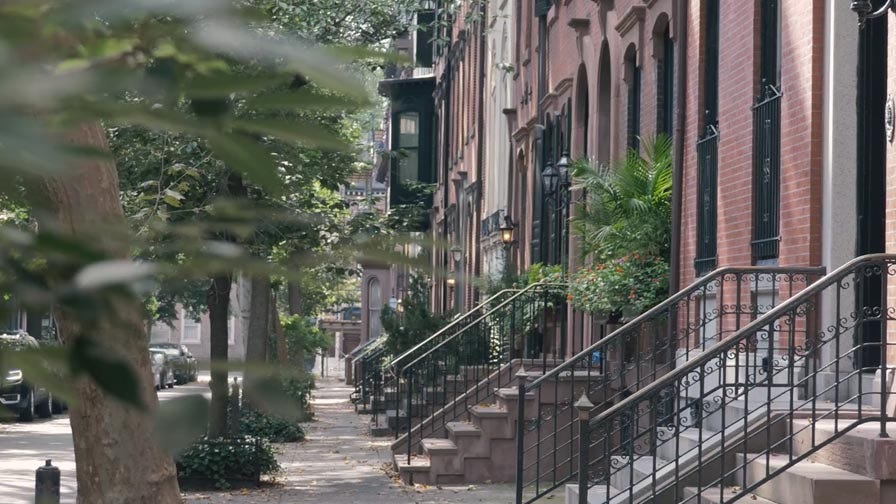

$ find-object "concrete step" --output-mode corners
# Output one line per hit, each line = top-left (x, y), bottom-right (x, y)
(791, 418), (896, 480)
(394, 453), (431, 485)
(609, 455), (665, 492)
(734, 453), (880, 504)
(446, 421), (490, 459)
(682, 486), (779, 504)
(470, 404), (513, 439)
(421, 437), (463, 477)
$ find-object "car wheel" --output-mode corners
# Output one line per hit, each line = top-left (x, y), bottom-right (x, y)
(18, 390), (35, 422)
(36, 393), (52, 419)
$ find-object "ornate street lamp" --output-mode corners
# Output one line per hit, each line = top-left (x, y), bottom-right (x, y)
(852, 0), (895, 27)
(450, 245), (463, 265)
(446, 276), (456, 287)
(499, 216), (516, 248)
(556, 152), (572, 192)
(541, 161), (559, 196)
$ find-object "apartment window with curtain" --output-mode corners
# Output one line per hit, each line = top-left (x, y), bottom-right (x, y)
(398, 112), (420, 182)
(625, 47), (641, 153)
(367, 278), (382, 340)
(751, 0), (781, 261)
(695, 0), (720, 274)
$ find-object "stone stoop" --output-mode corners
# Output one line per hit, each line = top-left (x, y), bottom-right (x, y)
(394, 387), (540, 485)
(734, 452), (880, 504)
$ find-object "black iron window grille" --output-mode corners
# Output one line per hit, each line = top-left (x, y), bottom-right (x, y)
(752, 0), (781, 261)
(695, 124), (719, 275)
(751, 83), (782, 261)
(627, 63), (641, 152)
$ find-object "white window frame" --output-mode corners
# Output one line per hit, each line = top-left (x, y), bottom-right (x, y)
(180, 308), (201, 344)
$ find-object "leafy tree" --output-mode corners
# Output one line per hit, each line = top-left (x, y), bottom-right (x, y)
(0, 1), (397, 501)
(380, 274), (450, 357)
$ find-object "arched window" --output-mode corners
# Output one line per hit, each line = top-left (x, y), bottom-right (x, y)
(574, 64), (589, 158)
(367, 278), (382, 340)
(597, 42), (612, 164)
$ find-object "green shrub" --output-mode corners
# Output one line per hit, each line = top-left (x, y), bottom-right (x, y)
(239, 409), (305, 443)
(280, 373), (315, 420)
(176, 436), (280, 490)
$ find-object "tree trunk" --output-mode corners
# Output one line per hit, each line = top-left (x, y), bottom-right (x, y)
(271, 288), (287, 365)
(206, 274), (231, 438)
(243, 276), (271, 406)
(286, 281), (305, 366)
(26, 310), (43, 339)
(287, 282), (301, 315)
(35, 121), (180, 503)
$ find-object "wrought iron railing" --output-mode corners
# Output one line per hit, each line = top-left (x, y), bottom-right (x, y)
(515, 266), (825, 503)
(378, 289), (523, 430)
(350, 338), (387, 417)
(695, 124), (719, 275)
(397, 281), (567, 463)
(751, 82), (782, 261)
(569, 254), (894, 504)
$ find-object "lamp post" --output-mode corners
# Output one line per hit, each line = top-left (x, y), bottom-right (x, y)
(541, 151), (572, 267)
(450, 244), (463, 312)
(499, 216), (517, 285)
(851, 0), (895, 27)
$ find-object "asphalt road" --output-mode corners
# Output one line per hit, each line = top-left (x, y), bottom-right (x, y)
(0, 376), (221, 504)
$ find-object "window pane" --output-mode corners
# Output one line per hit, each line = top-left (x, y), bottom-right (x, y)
(399, 113), (419, 147)
(398, 149), (419, 182)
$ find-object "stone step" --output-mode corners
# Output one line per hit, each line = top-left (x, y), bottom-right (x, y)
(394, 453), (431, 486)
(421, 438), (463, 477)
(734, 453), (880, 504)
(682, 486), (779, 504)
(609, 455), (665, 492)
(791, 418), (896, 480)
(445, 421), (491, 459)
(470, 404), (513, 439)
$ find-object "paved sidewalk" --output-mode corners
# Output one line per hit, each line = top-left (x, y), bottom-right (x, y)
(184, 359), (515, 504)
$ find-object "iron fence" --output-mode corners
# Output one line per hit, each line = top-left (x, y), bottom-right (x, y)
(515, 266), (825, 503)
(571, 254), (894, 504)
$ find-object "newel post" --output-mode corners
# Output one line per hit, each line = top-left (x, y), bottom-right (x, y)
(514, 368), (528, 504)
(576, 393), (594, 504)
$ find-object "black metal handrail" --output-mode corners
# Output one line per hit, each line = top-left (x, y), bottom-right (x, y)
(350, 338), (387, 419)
(515, 265), (825, 503)
(397, 281), (567, 463)
(388, 288), (522, 372)
(573, 254), (894, 504)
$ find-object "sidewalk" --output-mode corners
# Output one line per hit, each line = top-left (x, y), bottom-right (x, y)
(183, 357), (515, 504)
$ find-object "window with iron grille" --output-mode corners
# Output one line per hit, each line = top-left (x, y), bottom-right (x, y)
(752, 0), (781, 261)
(695, 0), (720, 275)
(656, 25), (674, 138)
(627, 58), (641, 153)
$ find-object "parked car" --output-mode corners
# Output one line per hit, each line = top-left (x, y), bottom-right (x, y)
(149, 343), (198, 384)
(150, 349), (175, 390)
(0, 331), (53, 421)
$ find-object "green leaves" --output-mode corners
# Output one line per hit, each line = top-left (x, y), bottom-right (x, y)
(69, 338), (144, 410)
(154, 394), (210, 456)
(206, 133), (280, 194)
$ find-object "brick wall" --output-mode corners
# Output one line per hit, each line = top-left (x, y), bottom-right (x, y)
(680, 0), (824, 290)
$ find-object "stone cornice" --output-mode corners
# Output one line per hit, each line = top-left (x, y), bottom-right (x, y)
(615, 5), (646, 37)
(568, 18), (591, 32)
(554, 76), (575, 98)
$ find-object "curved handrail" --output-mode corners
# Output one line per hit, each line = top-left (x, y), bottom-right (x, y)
(525, 264), (826, 392)
(351, 336), (385, 365)
(586, 254), (886, 428)
(398, 281), (567, 375)
(387, 288), (521, 371)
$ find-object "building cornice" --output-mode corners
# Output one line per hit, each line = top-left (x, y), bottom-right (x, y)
(615, 5), (646, 37)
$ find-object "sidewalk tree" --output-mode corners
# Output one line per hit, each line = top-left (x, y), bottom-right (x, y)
(0, 0), (392, 501)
